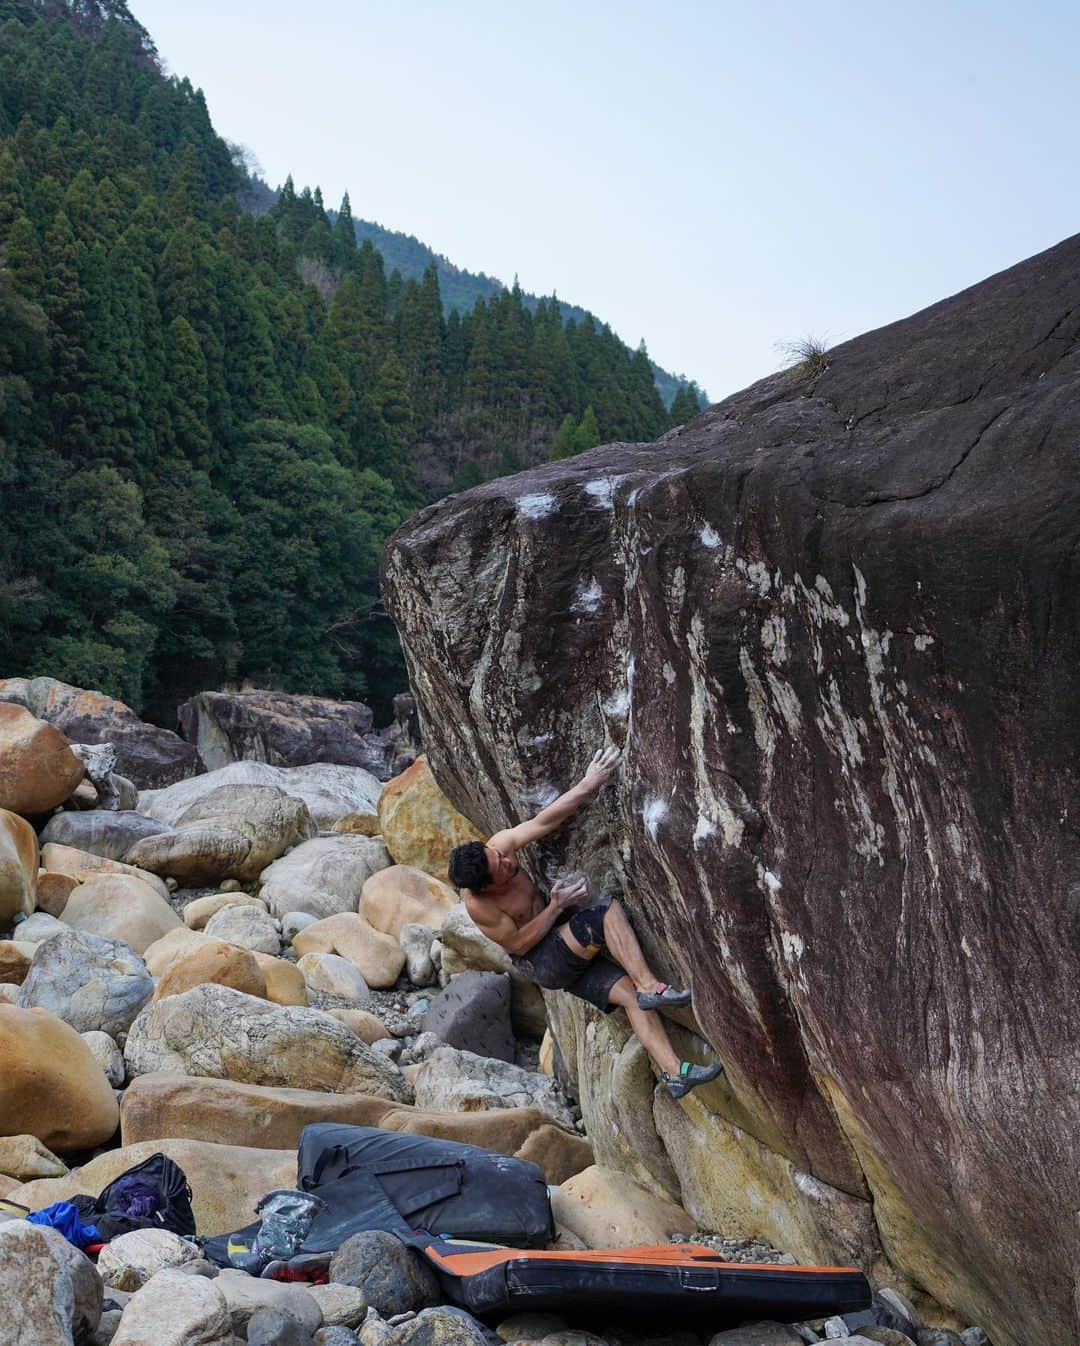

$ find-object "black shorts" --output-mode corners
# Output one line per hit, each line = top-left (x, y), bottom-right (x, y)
(511, 896), (625, 1013)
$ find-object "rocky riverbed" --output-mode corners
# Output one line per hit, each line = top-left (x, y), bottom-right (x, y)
(0, 682), (995, 1346)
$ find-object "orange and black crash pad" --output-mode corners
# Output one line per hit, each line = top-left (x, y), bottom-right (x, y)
(421, 1239), (872, 1323)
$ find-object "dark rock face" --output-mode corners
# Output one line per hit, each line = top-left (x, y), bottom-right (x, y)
(178, 689), (418, 781)
(421, 970), (515, 1063)
(0, 677), (200, 788)
(382, 235), (1080, 1346)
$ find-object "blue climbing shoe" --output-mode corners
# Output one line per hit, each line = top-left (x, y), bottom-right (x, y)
(662, 1060), (725, 1099)
(637, 983), (692, 1010)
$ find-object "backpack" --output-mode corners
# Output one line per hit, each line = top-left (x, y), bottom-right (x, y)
(71, 1153), (195, 1242)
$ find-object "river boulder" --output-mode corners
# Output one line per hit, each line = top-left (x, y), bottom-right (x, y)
(381, 234), (1080, 1346)
(124, 783), (314, 883)
(0, 703), (84, 815)
(124, 983), (413, 1101)
(0, 808), (38, 928)
(0, 676), (199, 788)
(178, 686), (403, 778)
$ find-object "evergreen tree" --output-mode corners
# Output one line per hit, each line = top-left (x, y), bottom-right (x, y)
(574, 404), (601, 454)
(399, 264), (443, 431)
(164, 315), (210, 462)
(668, 382), (705, 427)
(333, 191), (356, 269)
(549, 411), (577, 460)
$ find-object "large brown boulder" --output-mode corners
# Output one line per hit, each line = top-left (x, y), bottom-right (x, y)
(60, 873), (182, 954)
(0, 807), (38, 927)
(0, 703), (84, 815)
(376, 755), (483, 880)
(550, 1166), (695, 1249)
(40, 842), (169, 899)
(153, 939), (267, 1002)
(360, 864), (458, 939)
(292, 911), (406, 988)
(119, 1074), (592, 1185)
(0, 1004), (119, 1150)
(120, 1073), (398, 1149)
(0, 676), (200, 788)
(382, 234), (1080, 1346)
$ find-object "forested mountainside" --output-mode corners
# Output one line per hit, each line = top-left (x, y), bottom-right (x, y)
(240, 181), (707, 412)
(0, 0), (697, 725)
(349, 217), (707, 411)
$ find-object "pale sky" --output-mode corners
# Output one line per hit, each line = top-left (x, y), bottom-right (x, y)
(131, 0), (1080, 402)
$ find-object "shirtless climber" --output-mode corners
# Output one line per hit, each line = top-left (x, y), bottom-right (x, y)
(448, 747), (724, 1100)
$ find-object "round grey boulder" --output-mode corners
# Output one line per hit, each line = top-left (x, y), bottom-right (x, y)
(20, 928), (153, 1035)
(283, 910), (319, 942)
(328, 1231), (440, 1319)
(39, 810), (172, 862)
(15, 912), (69, 944)
(203, 902), (281, 955)
(246, 1306), (317, 1346)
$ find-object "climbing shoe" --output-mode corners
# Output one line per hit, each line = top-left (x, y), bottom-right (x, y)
(637, 983), (692, 1010)
(662, 1060), (725, 1099)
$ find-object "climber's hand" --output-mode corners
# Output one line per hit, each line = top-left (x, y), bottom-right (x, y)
(550, 877), (588, 910)
(581, 745), (621, 793)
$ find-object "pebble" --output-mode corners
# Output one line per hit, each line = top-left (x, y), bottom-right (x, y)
(671, 1231), (790, 1264)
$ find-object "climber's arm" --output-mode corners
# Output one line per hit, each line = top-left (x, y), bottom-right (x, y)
(489, 746), (621, 852)
(465, 880), (588, 957)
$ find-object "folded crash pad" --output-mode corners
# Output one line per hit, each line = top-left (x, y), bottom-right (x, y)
(204, 1123), (553, 1265)
(421, 1239), (872, 1324)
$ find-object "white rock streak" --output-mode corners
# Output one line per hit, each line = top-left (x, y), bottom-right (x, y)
(516, 492), (557, 519)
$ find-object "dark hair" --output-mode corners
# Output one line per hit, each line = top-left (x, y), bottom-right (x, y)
(448, 841), (493, 890)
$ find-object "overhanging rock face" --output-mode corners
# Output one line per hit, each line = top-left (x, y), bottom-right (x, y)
(382, 234), (1080, 1346)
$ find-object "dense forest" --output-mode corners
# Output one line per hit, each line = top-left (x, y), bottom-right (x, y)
(0, 0), (707, 723)
(348, 217), (707, 411)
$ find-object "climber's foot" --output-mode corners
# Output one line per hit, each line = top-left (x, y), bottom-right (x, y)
(637, 983), (692, 1010)
(662, 1060), (725, 1099)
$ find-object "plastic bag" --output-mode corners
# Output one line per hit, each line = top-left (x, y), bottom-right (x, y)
(228, 1189), (325, 1272)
